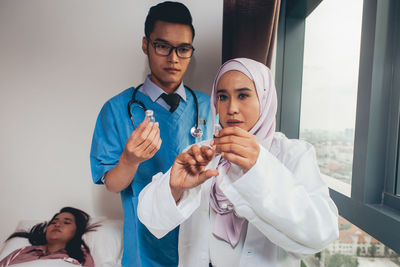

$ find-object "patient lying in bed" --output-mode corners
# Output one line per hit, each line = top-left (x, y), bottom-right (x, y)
(0, 207), (98, 267)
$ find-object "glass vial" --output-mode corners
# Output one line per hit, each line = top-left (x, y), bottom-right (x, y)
(214, 114), (222, 137)
(145, 109), (155, 123)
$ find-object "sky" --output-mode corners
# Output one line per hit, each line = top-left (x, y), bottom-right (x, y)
(300, 0), (364, 132)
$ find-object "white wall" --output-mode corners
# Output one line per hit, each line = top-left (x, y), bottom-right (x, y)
(0, 0), (222, 244)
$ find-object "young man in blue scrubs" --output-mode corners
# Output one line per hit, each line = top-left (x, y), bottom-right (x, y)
(90, 2), (212, 266)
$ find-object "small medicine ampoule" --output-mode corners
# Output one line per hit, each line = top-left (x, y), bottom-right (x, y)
(145, 109), (155, 123)
(211, 114), (222, 157)
(214, 114), (222, 138)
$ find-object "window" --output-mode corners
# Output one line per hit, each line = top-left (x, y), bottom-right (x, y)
(299, 0), (363, 196)
(276, 0), (400, 254)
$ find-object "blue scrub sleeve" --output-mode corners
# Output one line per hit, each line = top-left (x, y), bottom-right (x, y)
(90, 101), (125, 184)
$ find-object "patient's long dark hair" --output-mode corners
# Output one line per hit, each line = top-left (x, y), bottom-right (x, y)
(7, 207), (99, 264)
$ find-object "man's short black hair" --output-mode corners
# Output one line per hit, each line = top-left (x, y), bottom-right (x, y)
(145, 1), (195, 39)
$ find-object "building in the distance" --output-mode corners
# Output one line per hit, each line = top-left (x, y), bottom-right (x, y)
(325, 217), (387, 257)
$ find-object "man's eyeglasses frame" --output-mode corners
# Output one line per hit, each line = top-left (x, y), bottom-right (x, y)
(147, 37), (195, 59)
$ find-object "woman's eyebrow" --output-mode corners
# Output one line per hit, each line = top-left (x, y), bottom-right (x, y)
(235, 88), (252, 92)
(216, 88), (253, 93)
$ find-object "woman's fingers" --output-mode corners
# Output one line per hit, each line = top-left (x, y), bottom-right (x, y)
(176, 151), (197, 166)
(217, 143), (252, 157)
(172, 155), (215, 190)
(214, 126), (251, 138)
(187, 145), (215, 165)
(198, 169), (219, 183)
(200, 145), (215, 161)
(176, 146), (216, 181)
(212, 126), (260, 172)
(220, 152), (252, 171)
(213, 127), (258, 152)
(189, 144), (204, 163)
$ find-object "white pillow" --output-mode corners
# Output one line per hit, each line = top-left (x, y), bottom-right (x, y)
(83, 218), (123, 267)
(0, 220), (36, 261)
(0, 218), (123, 267)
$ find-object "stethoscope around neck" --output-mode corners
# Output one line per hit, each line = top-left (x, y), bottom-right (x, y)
(127, 84), (203, 138)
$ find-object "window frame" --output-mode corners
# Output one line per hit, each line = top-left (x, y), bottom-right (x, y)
(276, 0), (400, 253)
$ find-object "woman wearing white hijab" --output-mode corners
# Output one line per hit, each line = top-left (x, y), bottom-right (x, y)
(138, 58), (339, 267)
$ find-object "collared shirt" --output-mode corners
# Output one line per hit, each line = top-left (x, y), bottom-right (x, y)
(139, 75), (187, 111)
(0, 245), (94, 267)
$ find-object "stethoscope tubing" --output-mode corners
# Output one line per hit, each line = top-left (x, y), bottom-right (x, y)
(127, 84), (201, 137)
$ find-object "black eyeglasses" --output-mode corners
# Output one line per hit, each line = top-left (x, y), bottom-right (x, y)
(147, 38), (195, 59)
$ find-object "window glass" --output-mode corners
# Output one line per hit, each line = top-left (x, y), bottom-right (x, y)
(302, 216), (400, 266)
(300, 0), (363, 196)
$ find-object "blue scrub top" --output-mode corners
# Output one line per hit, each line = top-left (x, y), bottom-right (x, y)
(90, 86), (212, 267)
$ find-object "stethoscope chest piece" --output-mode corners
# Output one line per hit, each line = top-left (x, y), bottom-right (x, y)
(129, 84), (203, 138)
(190, 126), (203, 138)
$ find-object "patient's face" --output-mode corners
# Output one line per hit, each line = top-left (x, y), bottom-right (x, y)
(46, 212), (77, 245)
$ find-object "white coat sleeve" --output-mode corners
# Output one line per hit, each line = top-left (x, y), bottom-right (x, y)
(137, 169), (203, 239)
(219, 141), (339, 255)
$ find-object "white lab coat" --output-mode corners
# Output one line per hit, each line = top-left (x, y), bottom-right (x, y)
(138, 132), (339, 267)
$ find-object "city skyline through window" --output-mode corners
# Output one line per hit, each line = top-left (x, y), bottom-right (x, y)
(300, 0), (363, 196)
